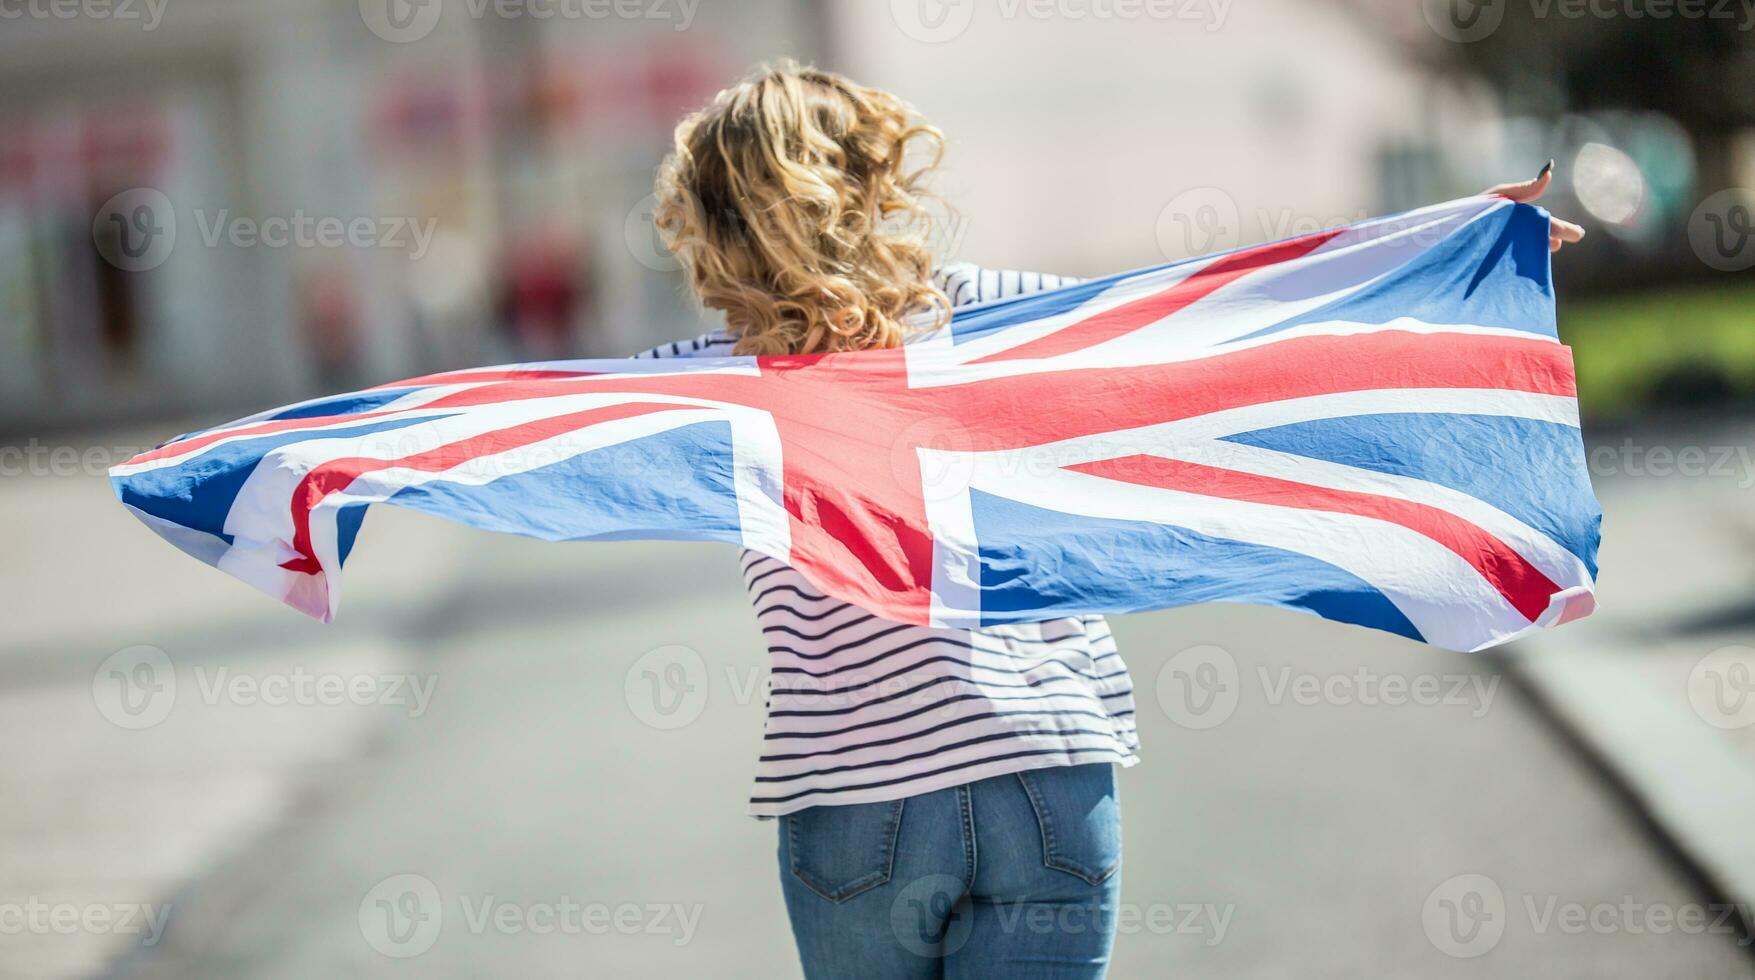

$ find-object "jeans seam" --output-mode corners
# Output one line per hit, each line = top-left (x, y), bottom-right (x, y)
(1017, 771), (1058, 866)
(958, 784), (977, 885)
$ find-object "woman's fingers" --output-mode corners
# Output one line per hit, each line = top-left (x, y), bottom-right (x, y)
(1551, 216), (1586, 243)
(1485, 161), (1587, 251)
(1487, 161), (1554, 203)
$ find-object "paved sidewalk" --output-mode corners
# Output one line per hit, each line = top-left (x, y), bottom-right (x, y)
(4, 430), (1753, 978)
(1509, 421), (1755, 942)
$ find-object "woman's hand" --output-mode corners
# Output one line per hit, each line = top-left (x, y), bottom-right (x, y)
(1484, 161), (1587, 253)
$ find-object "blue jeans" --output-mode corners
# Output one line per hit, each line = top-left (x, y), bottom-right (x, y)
(777, 763), (1122, 979)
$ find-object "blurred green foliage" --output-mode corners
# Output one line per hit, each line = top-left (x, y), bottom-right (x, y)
(1561, 284), (1755, 419)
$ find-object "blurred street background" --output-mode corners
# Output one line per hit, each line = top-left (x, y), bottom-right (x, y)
(3, 0), (1755, 976)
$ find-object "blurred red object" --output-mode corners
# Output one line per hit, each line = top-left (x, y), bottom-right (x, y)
(499, 227), (590, 359)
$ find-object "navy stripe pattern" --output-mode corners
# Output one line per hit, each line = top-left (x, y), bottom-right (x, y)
(635, 263), (1141, 816)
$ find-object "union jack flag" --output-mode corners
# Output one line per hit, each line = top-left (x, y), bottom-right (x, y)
(111, 196), (1601, 652)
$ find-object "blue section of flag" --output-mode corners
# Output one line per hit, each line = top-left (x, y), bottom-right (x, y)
(335, 504), (368, 565)
(377, 419), (746, 545)
(1227, 204), (1557, 343)
(946, 263), (1176, 345)
(968, 490), (1424, 641)
(269, 390), (427, 420)
(111, 415), (447, 544)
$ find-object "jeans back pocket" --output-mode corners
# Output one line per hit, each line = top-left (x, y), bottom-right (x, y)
(785, 798), (906, 903)
(1017, 764), (1121, 885)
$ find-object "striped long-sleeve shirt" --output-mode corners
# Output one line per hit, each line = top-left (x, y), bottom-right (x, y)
(635, 262), (1141, 817)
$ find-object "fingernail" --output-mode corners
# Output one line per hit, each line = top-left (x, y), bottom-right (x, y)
(1538, 159), (1554, 178)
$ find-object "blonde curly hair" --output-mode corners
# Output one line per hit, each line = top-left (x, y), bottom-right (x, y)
(652, 61), (951, 356)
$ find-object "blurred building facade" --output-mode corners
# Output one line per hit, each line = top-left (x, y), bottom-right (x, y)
(2, 0), (1749, 431)
(828, 0), (1506, 277)
(0, 0), (822, 432)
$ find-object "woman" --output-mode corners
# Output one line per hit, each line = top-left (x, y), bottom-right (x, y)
(633, 61), (1583, 979)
